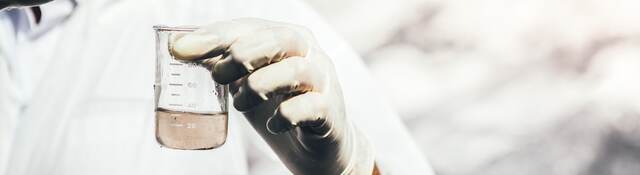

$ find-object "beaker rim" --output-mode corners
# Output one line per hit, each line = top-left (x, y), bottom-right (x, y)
(153, 25), (199, 32)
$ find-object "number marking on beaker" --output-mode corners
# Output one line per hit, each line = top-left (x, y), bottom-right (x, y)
(187, 82), (197, 88)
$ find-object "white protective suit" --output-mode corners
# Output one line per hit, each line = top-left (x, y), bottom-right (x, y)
(0, 0), (434, 174)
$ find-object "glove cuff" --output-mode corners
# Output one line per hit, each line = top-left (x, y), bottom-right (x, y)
(342, 122), (376, 175)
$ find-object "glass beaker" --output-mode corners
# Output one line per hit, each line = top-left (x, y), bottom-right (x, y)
(154, 25), (228, 150)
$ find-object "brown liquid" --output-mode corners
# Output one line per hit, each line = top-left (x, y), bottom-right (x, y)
(155, 109), (228, 150)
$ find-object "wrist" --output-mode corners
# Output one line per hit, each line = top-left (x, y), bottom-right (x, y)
(342, 122), (376, 175)
(372, 163), (381, 175)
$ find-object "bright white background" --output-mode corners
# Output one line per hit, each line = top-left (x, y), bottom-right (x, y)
(304, 0), (640, 174)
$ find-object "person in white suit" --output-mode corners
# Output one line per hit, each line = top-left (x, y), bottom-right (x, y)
(0, 0), (434, 174)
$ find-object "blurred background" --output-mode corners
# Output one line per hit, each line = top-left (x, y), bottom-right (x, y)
(303, 0), (640, 174)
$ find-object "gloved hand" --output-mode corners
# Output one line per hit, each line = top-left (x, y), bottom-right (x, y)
(170, 18), (376, 175)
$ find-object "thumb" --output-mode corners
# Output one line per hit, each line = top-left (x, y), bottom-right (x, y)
(169, 18), (279, 61)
